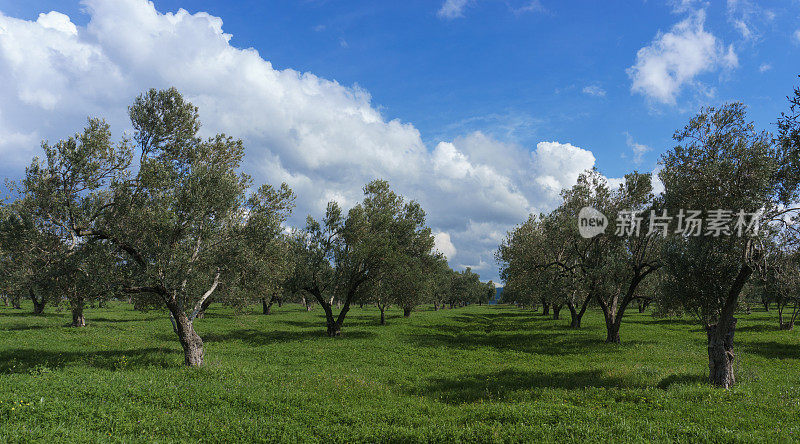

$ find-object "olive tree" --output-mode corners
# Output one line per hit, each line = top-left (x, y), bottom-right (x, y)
(556, 170), (661, 342)
(759, 245), (800, 330)
(500, 168), (661, 337)
(7, 118), (131, 324)
(448, 267), (483, 308)
(658, 102), (800, 387)
(72, 88), (293, 366)
(497, 214), (569, 317)
(498, 216), (542, 310)
(214, 184), (296, 318)
(0, 200), (62, 315)
(428, 255), (453, 311)
(388, 228), (437, 318)
(479, 281), (496, 306)
(290, 180), (433, 336)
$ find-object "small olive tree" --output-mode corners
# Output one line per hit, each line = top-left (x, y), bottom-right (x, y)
(9, 118), (130, 324)
(289, 180), (434, 336)
(0, 200), (62, 315)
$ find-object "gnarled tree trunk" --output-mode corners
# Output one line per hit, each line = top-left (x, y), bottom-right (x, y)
(605, 320), (621, 344)
(379, 304), (386, 325)
(598, 300), (622, 344)
(307, 285), (358, 337)
(70, 297), (86, 327)
(567, 301), (578, 326)
(261, 297), (270, 315)
(777, 298), (799, 330)
(30, 288), (45, 315)
(706, 318), (736, 388)
(261, 295), (275, 315)
(168, 303), (204, 367)
(403, 306), (412, 317)
(11, 294), (21, 309)
(551, 304), (562, 320)
(636, 297), (652, 313)
(597, 271), (649, 344)
(597, 292), (624, 344)
(541, 299), (550, 316)
(705, 264), (751, 387)
(567, 293), (591, 328)
(318, 297), (341, 336)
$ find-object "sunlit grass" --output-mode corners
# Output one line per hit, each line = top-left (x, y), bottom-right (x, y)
(1, 302), (798, 442)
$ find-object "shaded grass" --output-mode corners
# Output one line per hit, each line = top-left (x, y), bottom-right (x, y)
(0, 302), (799, 442)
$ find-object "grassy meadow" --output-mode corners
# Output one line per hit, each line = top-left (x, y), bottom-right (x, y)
(1, 302), (799, 443)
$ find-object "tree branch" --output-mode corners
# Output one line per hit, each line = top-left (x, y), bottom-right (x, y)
(189, 270), (221, 321)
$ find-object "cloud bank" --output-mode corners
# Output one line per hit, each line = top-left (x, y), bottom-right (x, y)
(0, 0), (603, 280)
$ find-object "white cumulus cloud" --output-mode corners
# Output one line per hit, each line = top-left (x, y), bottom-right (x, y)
(531, 141), (596, 203)
(433, 232), (457, 259)
(627, 10), (738, 105)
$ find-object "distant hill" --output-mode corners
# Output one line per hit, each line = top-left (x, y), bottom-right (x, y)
(490, 287), (503, 305)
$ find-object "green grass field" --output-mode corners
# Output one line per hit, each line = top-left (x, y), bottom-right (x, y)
(1, 302), (799, 443)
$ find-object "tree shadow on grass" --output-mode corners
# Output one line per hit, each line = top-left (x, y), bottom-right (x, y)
(406, 317), (654, 356)
(412, 369), (641, 404)
(736, 324), (780, 333)
(626, 317), (696, 326)
(343, 314), (403, 326)
(480, 306), (542, 315)
(0, 312), (62, 318)
(280, 315), (395, 329)
(200, 328), (376, 346)
(89, 316), (160, 324)
(740, 340), (800, 360)
(0, 347), (177, 373)
(449, 312), (546, 325)
(278, 319), (320, 328)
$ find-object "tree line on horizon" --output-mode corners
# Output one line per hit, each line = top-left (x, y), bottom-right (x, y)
(0, 88), (495, 367)
(497, 80), (800, 388)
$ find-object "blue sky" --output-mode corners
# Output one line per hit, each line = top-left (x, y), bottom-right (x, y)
(0, 0), (799, 282)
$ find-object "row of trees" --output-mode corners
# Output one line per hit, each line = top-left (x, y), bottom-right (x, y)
(0, 88), (494, 367)
(497, 84), (800, 388)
